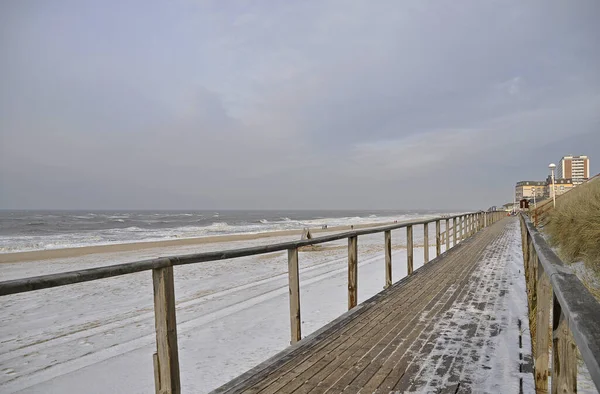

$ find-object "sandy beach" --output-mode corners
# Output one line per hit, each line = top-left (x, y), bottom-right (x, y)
(0, 221), (444, 393)
(0, 220), (399, 264)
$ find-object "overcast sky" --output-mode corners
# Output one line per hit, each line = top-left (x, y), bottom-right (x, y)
(1, 1), (599, 210)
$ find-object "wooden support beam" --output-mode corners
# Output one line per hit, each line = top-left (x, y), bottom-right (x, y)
(453, 217), (457, 245)
(406, 226), (413, 275)
(469, 214), (473, 235)
(552, 295), (577, 394)
(384, 231), (392, 288)
(435, 220), (441, 257)
(287, 248), (301, 344)
(153, 353), (161, 394)
(445, 219), (450, 250)
(348, 236), (358, 310)
(535, 264), (551, 393)
(152, 265), (181, 394)
(423, 223), (429, 264)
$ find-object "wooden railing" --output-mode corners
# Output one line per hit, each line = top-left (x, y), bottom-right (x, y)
(519, 214), (600, 393)
(0, 211), (504, 394)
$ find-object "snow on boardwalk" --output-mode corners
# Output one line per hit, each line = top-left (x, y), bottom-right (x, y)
(215, 218), (535, 393)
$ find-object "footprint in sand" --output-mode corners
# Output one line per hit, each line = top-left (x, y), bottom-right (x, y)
(3, 368), (16, 376)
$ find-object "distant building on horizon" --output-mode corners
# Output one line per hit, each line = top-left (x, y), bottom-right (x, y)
(515, 180), (546, 202)
(545, 176), (575, 197)
(557, 155), (589, 185)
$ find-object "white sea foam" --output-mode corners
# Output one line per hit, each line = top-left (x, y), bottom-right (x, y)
(0, 212), (456, 253)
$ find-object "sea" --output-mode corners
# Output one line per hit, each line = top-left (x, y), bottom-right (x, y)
(0, 210), (452, 253)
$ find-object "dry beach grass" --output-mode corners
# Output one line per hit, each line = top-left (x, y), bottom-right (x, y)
(545, 177), (600, 286)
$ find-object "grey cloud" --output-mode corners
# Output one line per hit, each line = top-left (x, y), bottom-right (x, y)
(1, 0), (599, 210)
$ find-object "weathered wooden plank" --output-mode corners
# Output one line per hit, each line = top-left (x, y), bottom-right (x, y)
(385, 230), (392, 288)
(435, 220), (441, 257)
(153, 353), (161, 394)
(152, 265), (181, 394)
(445, 218), (450, 250)
(453, 217), (457, 245)
(552, 294), (577, 394)
(348, 236), (358, 310)
(287, 248), (301, 344)
(535, 264), (551, 392)
(295, 231), (486, 394)
(469, 214), (473, 235)
(249, 258), (449, 394)
(329, 251), (477, 393)
(364, 228), (497, 392)
(406, 225), (413, 275)
(292, 259), (460, 393)
(423, 223), (429, 263)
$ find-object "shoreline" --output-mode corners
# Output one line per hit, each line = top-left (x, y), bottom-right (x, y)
(0, 221), (399, 264)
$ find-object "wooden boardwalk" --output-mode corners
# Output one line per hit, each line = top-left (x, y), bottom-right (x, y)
(213, 218), (530, 393)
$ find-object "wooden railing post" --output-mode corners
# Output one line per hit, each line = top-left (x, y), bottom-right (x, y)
(384, 231), (392, 288)
(462, 216), (466, 240)
(152, 263), (181, 394)
(423, 223), (429, 264)
(435, 220), (441, 257)
(552, 295), (577, 394)
(535, 263), (551, 392)
(445, 219), (450, 250)
(406, 225), (413, 275)
(453, 217), (457, 245)
(348, 236), (358, 310)
(287, 248), (301, 344)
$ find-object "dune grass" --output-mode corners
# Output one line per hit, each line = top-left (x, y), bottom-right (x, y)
(545, 178), (600, 278)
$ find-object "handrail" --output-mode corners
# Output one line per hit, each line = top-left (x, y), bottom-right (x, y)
(0, 211), (478, 297)
(519, 214), (600, 392)
(0, 210), (503, 394)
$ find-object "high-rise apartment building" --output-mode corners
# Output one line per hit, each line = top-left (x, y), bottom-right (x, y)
(557, 155), (589, 185)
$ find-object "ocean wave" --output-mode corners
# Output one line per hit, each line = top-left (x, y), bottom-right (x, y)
(0, 211), (447, 254)
(26, 222), (46, 226)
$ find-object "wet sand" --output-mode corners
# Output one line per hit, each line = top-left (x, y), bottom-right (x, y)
(0, 221), (398, 264)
